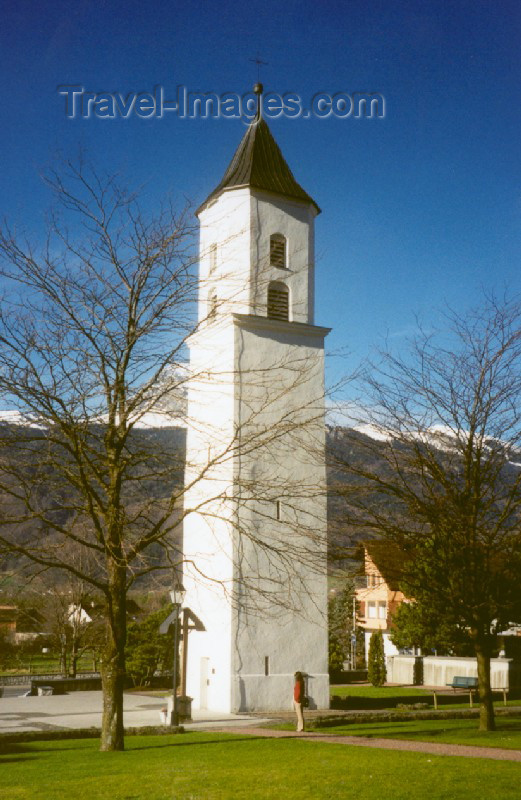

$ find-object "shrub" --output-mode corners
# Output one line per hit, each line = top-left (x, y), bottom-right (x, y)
(367, 630), (386, 686)
(125, 607), (173, 687)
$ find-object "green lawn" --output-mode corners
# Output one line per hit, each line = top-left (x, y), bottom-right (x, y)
(0, 654), (96, 677)
(1, 733), (520, 800)
(311, 716), (521, 750)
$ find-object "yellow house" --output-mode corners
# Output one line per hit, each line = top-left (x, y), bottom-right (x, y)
(355, 542), (406, 660)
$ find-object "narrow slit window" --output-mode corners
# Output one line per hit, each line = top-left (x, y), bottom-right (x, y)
(208, 290), (218, 320)
(276, 500), (282, 520)
(209, 243), (217, 274)
(267, 282), (289, 321)
(270, 234), (287, 268)
(264, 656), (270, 676)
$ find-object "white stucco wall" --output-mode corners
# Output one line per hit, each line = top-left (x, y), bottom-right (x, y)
(198, 190), (252, 321)
(422, 656), (515, 689)
(198, 188), (317, 325)
(183, 320), (236, 712)
(230, 315), (330, 710)
(183, 314), (330, 712)
(249, 192), (317, 324)
(385, 655), (417, 684)
(364, 631), (400, 664)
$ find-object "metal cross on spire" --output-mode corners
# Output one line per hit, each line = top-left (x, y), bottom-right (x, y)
(249, 54), (268, 82)
(249, 55), (267, 120)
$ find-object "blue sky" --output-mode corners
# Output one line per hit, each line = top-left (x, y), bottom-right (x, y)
(1, 0), (520, 382)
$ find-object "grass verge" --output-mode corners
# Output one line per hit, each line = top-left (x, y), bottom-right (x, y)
(1, 732), (520, 800)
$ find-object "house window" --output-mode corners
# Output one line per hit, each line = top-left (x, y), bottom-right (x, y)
(367, 601), (377, 619)
(378, 602), (387, 619)
(270, 234), (286, 268)
(209, 244), (217, 274)
(267, 282), (289, 321)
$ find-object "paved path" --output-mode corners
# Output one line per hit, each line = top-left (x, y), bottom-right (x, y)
(209, 726), (521, 762)
(0, 691), (266, 734)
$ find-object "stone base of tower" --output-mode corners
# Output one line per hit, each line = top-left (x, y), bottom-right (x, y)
(232, 673), (330, 713)
(185, 670), (330, 715)
(183, 587), (331, 715)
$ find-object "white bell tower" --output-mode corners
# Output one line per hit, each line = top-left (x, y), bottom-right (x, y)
(183, 87), (330, 713)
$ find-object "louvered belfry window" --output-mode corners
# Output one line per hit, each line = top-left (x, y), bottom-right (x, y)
(209, 243), (217, 273)
(270, 234), (286, 268)
(267, 282), (289, 321)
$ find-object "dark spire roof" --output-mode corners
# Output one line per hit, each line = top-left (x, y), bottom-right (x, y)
(198, 116), (320, 214)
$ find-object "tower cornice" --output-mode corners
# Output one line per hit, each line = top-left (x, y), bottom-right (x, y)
(232, 313), (330, 339)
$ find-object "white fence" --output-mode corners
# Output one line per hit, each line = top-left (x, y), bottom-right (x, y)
(387, 655), (520, 689)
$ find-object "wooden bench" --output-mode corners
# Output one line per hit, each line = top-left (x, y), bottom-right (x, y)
(433, 678), (509, 709)
(447, 676), (479, 692)
(494, 687), (509, 706)
(432, 676), (478, 709)
(447, 676), (478, 707)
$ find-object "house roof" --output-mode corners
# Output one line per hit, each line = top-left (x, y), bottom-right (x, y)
(364, 540), (407, 592)
(198, 116), (320, 215)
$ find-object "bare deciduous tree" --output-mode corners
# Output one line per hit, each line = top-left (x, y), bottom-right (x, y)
(32, 576), (101, 677)
(0, 159), (198, 749)
(0, 159), (328, 749)
(333, 295), (521, 731)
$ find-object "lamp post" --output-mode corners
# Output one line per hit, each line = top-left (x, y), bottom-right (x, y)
(351, 600), (357, 670)
(169, 584), (186, 727)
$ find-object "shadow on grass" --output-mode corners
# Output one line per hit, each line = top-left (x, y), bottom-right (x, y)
(351, 726), (461, 740)
(0, 741), (41, 764)
(330, 690), (521, 711)
(129, 735), (276, 752)
(0, 735), (277, 762)
(330, 693), (434, 710)
(0, 739), (98, 758)
(309, 722), (416, 737)
(0, 756), (40, 764)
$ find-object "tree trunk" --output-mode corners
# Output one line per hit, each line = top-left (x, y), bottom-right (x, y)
(100, 566), (127, 751)
(60, 643), (68, 677)
(473, 633), (495, 731)
(70, 650), (77, 678)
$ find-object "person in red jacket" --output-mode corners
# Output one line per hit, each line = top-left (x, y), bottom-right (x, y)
(293, 671), (305, 732)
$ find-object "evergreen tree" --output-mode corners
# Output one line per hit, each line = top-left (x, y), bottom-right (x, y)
(367, 630), (386, 686)
(390, 599), (473, 656)
(125, 607), (173, 687)
(328, 582), (354, 671)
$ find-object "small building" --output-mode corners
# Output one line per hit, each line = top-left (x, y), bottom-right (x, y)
(355, 542), (407, 661)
